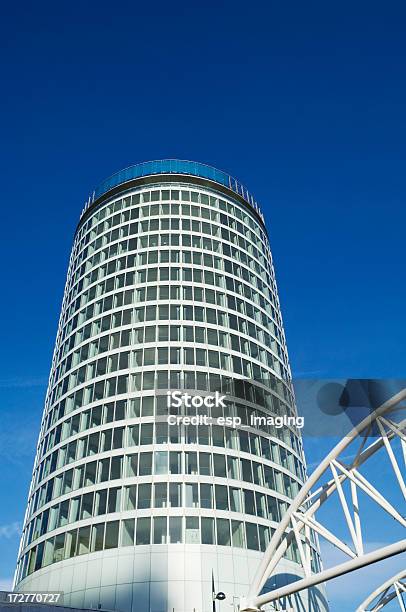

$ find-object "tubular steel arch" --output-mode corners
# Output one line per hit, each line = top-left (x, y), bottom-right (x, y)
(240, 389), (406, 611)
(357, 570), (406, 611)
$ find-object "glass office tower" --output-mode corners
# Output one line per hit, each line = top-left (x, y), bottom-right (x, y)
(15, 161), (325, 612)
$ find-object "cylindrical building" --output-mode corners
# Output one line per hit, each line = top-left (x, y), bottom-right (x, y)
(14, 161), (326, 612)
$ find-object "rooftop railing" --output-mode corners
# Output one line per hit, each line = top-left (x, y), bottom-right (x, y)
(81, 159), (263, 221)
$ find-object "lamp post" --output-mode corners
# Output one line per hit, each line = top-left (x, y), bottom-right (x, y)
(212, 570), (226, 611)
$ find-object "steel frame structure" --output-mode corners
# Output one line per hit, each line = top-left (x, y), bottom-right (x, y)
(240, 389), (406, 611)
(357, 570), (406, 611)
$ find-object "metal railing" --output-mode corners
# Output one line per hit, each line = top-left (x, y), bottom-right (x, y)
(81, 159), (263, 220)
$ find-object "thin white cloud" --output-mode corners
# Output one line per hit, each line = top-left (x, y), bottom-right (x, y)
(0, 522), (22, 539)
(0, 376), (47, 389)
(292, 370), (327, 377)
(306, 452), (356, 471)
(0, 427), (38, 463)
(320, 541), (406, 611)
(0, 577), (13, 591)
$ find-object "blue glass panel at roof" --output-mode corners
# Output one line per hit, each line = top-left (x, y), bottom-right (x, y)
(91, 159), (262, 218)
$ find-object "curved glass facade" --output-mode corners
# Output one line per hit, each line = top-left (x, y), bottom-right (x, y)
(15, 166), (325, 612)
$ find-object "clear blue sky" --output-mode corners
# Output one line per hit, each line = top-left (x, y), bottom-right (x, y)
(0, 2), (405, 610)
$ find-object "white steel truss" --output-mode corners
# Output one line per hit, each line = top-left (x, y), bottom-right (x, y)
(240, 388), (406, 611)
(357, 570), (406, 611)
